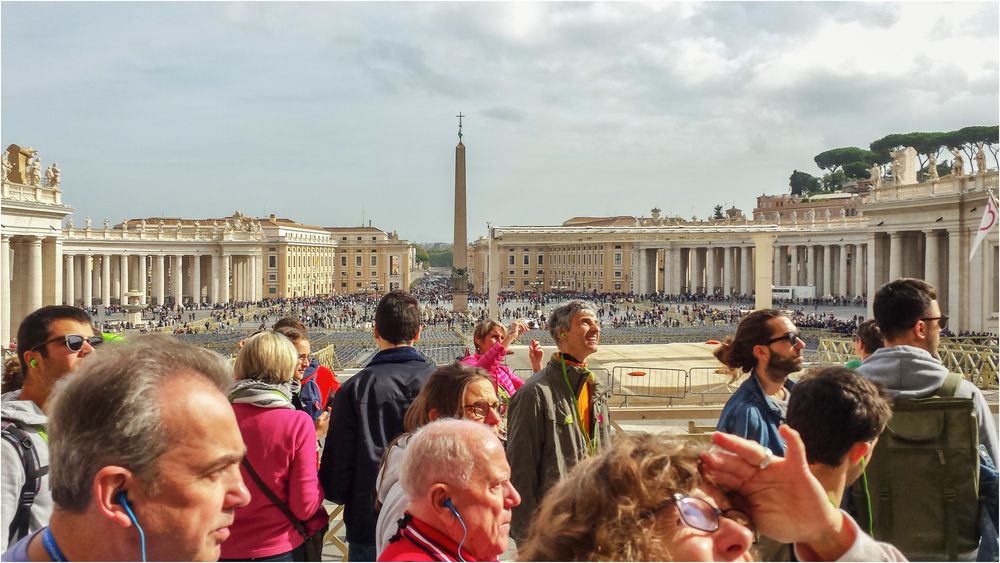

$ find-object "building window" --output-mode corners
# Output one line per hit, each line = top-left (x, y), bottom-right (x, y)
(614, 283), (621, 290)
(614, 271), (622, 278)
(537, 269), (544, 275)
(523, 270), (529, 276)
(341, 256), (347, 267)
(356, 271), (362, 277)
(268, 287), (277, 294)
(614, 252), (622, 266)
(537, 255), (544, 265)
(371, 255), (377, 267)
(356, 255), (362, 267)
(371, 271), (377, 277)
(523, 255), (529, 265)
(268, 255), (277, 269)
(508, 255), (515, 265)
(508, 270), (515, 276)
(268, 273), (277, 282)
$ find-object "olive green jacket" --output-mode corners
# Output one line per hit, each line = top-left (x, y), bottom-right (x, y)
(506, 356), (612, 542)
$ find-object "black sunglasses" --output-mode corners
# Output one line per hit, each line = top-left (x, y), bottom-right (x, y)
(32, 334), (104, 353)
(766, 332), (801, 346)
(921, 315), (949, 330)
(640, 493), (755, 536)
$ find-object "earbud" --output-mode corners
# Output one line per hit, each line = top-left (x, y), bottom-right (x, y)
(442, 498), (460, 519)
(559, 332), (566, 339)
(115, 492), (147, 563)
(860, 455), (866, 468)
(29, 359), (38, 369)
(442, 499), (468, 562)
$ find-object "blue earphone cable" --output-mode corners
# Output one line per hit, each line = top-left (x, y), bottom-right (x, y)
(119, 497), (147, 562)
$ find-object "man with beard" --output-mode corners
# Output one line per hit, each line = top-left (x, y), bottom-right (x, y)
(714, 309), (804, 456)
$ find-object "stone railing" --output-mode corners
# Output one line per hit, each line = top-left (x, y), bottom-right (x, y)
(817, 337), (999, 389)
(1, 180), (62, 205)
(62, 223), (267, 243)
(872, 171), (998, 203)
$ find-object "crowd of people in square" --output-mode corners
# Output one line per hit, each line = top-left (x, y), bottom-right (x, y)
(0, 277), (996, 561)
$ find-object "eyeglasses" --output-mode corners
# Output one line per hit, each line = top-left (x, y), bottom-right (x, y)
(921, 315), (949, 330)
(31, 334), (104, 353)
(640, 493), (755, 536)
(766, 332), (801, 346)
(463, 401), (506, 419)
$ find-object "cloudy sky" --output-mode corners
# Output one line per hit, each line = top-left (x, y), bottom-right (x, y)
(3, 2), (997, 243)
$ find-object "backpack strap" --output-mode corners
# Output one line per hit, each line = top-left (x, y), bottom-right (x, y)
(1, 421), (46, 545)
(935, 372), (963, 398)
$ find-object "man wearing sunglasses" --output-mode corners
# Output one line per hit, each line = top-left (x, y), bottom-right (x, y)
(714, 309), (804, 457)
(2, 306), (100, 550)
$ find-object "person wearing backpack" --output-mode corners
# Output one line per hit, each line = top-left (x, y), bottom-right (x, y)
(1, 306), (100, 550)
(856, 278), (999, 561)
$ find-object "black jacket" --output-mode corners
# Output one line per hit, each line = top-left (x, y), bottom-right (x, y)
(319, 346), (436, 545)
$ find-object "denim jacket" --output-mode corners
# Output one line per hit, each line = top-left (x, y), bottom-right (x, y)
(716, 371), (794, 456)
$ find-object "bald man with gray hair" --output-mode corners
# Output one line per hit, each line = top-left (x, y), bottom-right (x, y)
(378, 419), (520, 562)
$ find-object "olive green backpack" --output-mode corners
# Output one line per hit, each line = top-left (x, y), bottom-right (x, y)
(852, 372), (980, 561)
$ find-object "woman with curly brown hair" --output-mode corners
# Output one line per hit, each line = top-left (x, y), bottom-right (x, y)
(516, 433), (755, 561)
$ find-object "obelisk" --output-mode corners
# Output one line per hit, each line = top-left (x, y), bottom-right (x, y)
(453, 113), (469, 312)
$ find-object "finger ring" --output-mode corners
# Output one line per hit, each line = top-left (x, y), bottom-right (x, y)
(757, 447), (773, 470)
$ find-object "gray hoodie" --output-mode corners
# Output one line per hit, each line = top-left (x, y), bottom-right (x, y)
(857, 345), (999, 466)
(0, 391), (51, 552)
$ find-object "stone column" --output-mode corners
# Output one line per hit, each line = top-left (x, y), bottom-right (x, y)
(706, 247), (718, 295)
(866, 234), (879, 318)
(210, 254), (219, 305)
(42, 238), (62, 307)
(81, 254), (93, 308)
(73, 255), (83, 307)
(721, 246), (732, 296)
(692, 247), (704, 293)
(24, 239), (43, 314)
(192, 254), (202, 305)
(1, 237), (10, 347)
(487, 230), (499, 319)
(110, 256), (120, 303)
(924, 230), (940, 291)
(838, 244), (848, 299)
(63, 253), (74, 306)
(740, 246), (752, 295)
(789, 246), (799, 286)
(138, 255), (147, 304)
(947, 232), (962, 330)
(754, 234), (776, 310)
(453, 138), (468, 311)
(221, 255), (231, 303)
(663, 247), (675, 295)
(822, 245), (832, 298)
(254, 254), (263, 301)
(248, 255), (257, 302)
(853, 244), (865, 298)
(101, 254), (112, 306)
(889, 231), (903, 281)
(171, 255), (183, 305)
(119, 254), (130, 304)
(806, 245), (816, 288)
(153, 256), (165, 306)
(772, 245), (782, 287)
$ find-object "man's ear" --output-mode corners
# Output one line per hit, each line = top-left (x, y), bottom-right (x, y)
(373, 324), (381, 341)
(751, 343), (769, 365)
(428, 483), (450, 514)
(413, 325), (422, 344)
(93, 466), (136, 529)
(913, 319), (929, 341)
(847, 441), (873, 466)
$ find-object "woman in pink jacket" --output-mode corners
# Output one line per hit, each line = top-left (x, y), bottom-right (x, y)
(221, 331), (328, 561)
(462, 319), (544, 404)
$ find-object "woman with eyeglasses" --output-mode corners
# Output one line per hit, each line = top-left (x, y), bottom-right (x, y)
(516, 433), (756, 561)
(374, 363), (503, 556)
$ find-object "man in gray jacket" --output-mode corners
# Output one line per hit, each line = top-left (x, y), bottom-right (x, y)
(1, 306), (100, 550)
(505, 300), (612, 543)
(856, 278), (997, 464)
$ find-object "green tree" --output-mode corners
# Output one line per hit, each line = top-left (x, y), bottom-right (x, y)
(814, 147), (881, 175)
(414, 245), (430, 265)
(872, 131), (947, 172)
(789, 170), (820, 196)
(842, 161), (871, 180)
(821, 170), (847, 192)
(712, 205), (724, 219)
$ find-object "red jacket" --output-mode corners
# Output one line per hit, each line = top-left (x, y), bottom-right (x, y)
(378, 513), (494, 562)
(303, 363), (340, 410)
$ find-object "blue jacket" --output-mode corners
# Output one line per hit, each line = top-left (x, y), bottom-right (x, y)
(319, 346), (435, 545)
(716, 371), (794, 456)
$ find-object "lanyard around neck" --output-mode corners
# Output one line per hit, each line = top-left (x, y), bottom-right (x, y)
(559, 357), (595, 456)
(42, 528), (68, 562)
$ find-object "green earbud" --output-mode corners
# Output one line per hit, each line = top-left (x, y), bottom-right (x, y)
(29, 358), (38, 369)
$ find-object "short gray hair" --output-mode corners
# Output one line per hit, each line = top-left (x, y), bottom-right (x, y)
(48, 334), (233, 512)
(234, 331), (298, 384)
(548, 300), (597, 342)
(400, 419), (499, 500)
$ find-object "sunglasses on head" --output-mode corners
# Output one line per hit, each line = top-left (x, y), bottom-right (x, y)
(463, 400), (506, 419)
(32, 334), (104, 353)
(640, 493), (755, 537)
(766, 332), (801, 346)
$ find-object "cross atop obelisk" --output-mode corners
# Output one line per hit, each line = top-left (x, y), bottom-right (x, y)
(453, 113), (469, 311)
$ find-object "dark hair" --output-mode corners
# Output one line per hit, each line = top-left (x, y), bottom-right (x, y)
(273, 316), (307, 334)
(273, 326), (307, 345)
(374, 290), (421, 345)
(872, 278), (937, 341)
(786, 366), (892, 467)
(855, 319), (883, 356)
(403, 363), (492, 432)
(2, 357), (23, 392)
(17, 305), (94, 375)
(713, 309), (783, 372)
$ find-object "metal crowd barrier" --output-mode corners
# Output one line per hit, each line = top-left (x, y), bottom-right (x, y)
(608, 366), (688, 406)
(687, 366), (749, 405)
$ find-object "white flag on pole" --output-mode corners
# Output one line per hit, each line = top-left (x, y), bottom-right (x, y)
(970, 193), (998, 261)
